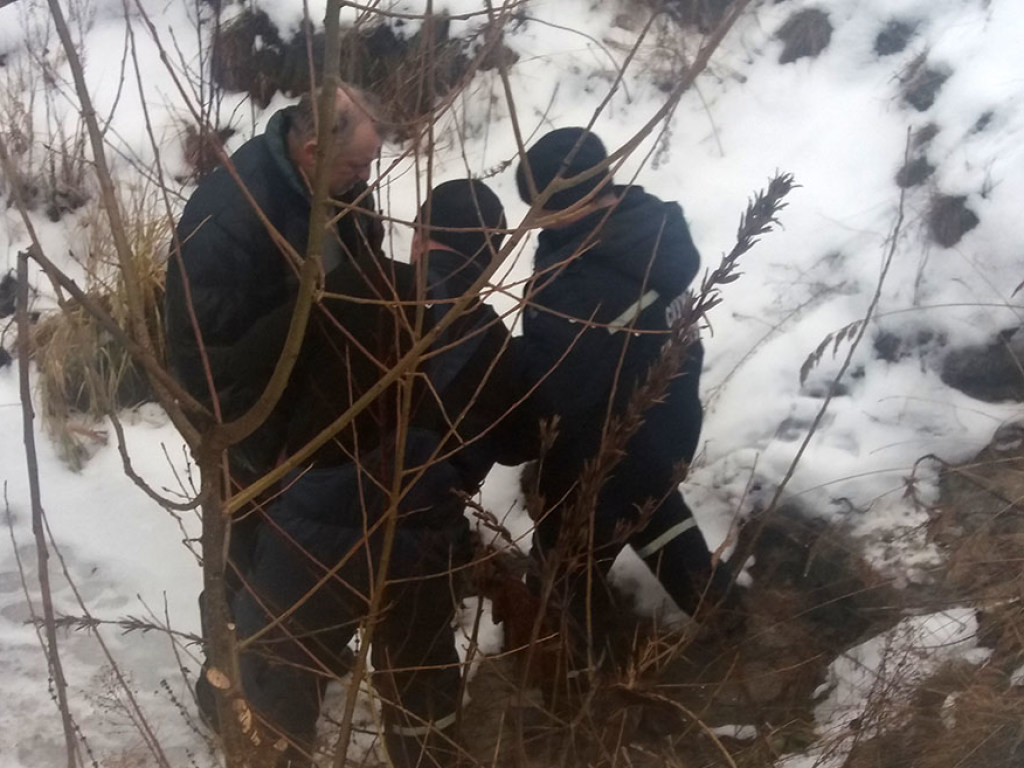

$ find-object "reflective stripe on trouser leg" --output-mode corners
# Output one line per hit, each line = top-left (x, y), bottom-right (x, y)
(633, 517), (698, 560)
(390, 710), (458, 738)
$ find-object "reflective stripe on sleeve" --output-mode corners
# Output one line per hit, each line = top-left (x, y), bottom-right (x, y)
(607, 290), (660, 334)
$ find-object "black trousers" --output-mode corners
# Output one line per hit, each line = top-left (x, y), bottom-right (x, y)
(532, 459), (726, 643)
(530, 344), (733, 665)
(233, 465), (467, 768)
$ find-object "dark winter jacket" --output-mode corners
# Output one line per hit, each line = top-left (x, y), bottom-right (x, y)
(519, 185), (704, 483)
(164, 106), (383, 454)
(281, 248), (534, 532)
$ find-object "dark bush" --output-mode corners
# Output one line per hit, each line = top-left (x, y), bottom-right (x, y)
(971, 110), (994, 134)
(928, 194), (979, 247)
(209, 10), (478, 135)
(913, 122), (940, 148)
(777, 9), (833, 64)
(874, 19), (916, 56)
(942, 328), (1024, 403)
(901, 54), (950, 112)
(661, 0), (736, 32)
(895, 156), (934, 188)
(0, 271), (17, 318)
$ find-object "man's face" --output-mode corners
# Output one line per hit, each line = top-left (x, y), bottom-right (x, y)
(328, 118), (381, 197)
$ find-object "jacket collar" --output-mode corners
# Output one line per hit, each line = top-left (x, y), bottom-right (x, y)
(264, 107), (311, 202)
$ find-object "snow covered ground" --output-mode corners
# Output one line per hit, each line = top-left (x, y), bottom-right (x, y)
(1, 0), (1023, 765)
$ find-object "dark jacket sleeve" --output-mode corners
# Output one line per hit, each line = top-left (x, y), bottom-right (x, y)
(480, 329), (541, 467)
(518, 287), (632, 424)
(427, 312), (539, 473)
(213, 294), (297, 387)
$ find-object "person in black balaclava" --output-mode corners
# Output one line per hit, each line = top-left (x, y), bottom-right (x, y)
(232, 179), (533, 767)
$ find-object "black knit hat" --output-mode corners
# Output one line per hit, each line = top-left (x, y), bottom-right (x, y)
(516, 127), (611, 211)
(418, 179), (506, 265)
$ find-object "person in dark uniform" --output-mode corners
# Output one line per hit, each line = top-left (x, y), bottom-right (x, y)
(515, 128), (741, 680)
(233, 179), (532, 767)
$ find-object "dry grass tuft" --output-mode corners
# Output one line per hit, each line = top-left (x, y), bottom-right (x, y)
(179, 123), (237, 182)
(843, 660), (1024, 768)
(28, 192), (168, 468)
(855, 439), (1024, 768)
(1, 47), (91, 221)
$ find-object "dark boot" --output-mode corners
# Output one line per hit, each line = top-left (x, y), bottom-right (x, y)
(194, 663), (220, 732)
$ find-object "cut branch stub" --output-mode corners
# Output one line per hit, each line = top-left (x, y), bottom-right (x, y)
(205, 665), (232, 690)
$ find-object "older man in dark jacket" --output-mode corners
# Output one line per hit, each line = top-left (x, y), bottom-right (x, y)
(516, 128), (740, 675)
(167, 85), (385, 732)
(165, 85), (383, 482)
(232, 180), (531, 767)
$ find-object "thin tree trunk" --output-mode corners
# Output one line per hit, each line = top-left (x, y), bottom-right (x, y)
(17, 250), (79, 768)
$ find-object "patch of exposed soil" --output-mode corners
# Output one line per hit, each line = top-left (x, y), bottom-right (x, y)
(873, 326), (947, 364)
(913, 122), (940, 148)
(874, 19), (916, 56)
(777, 9), (833, 64)
(895, 155), (935, 188)
(208, 10), (514, 137)
(941, 327), (1024, 402)
(661, 0), (737, 33)
(928, 193), (979, 247)
(972, 110), (995, 134)
(0, 270), (17, 318)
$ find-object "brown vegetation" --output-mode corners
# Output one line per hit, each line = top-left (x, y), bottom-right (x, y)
(208, 9), (509, 136)
(836, 436), (1024, 768)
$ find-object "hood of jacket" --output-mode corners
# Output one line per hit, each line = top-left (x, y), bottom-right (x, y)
(534, 185), (700, 299)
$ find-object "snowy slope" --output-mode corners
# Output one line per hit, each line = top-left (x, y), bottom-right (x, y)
(1, 0), (1023, 765)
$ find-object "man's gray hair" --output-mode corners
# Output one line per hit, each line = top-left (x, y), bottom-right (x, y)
(288, 84), (380, 146)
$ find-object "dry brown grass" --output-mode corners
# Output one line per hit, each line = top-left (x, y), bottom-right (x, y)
(0, 31), (91, 221)
(836, 439), (1024, 768)
(28, 190), (168, 468)
(842, 659), (1024, 768)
